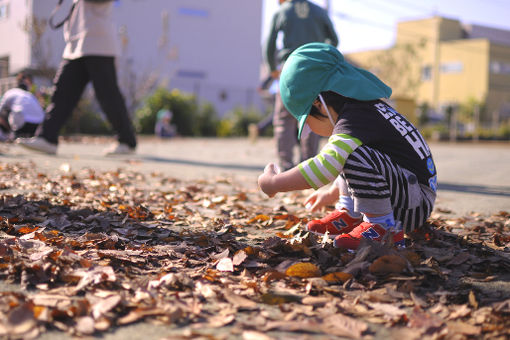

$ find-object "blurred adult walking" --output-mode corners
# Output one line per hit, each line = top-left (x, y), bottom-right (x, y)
(18, 0), (137, 155)
(265, 0), (338, 171)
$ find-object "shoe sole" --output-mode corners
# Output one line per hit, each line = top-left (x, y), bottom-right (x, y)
(18, 143), (56, 155)
(307, 229), (343, 239)
(103, 152), (135, 156)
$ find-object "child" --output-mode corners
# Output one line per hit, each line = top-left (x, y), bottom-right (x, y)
(154, 109), (177, 138)
(0, 73), (44, 141)
(258, 43), (437, 250)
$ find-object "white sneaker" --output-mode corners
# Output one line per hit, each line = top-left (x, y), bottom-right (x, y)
(103, 142), (135, 156)
(16, 137), (57, 155)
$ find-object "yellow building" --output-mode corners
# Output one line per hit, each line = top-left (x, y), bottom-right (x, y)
(347, 16), (510, 125)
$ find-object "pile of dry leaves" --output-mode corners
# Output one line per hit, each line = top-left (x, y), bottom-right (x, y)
(0, 162), (509, 339)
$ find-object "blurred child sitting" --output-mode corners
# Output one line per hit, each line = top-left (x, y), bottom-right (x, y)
(154, 109), (177, 138)
(0, 73), (45, 142)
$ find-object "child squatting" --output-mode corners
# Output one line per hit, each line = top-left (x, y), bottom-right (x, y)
(258, 42), (437, 250)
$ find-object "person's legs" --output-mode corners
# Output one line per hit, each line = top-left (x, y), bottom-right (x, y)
(86, 56), (137, 148)
(15, 123), (39, 138)
(334, 145), (435, 249)
(299, 130), (320, 162)
(40, 59), (89, 144)
(273, 92), (297, 171)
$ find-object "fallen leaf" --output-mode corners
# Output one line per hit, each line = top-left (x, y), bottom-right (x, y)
(322, 272), (353, 283)
(446, 321), (481, 335)
(369, 255), (407, 275)
(216, 257), (234, 272)
(285, 262), (321, 278)
(233, 250), (247, 266)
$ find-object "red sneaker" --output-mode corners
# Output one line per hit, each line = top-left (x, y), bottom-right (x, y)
(333, 222), (404, 250)
(306, 210), (362, 238)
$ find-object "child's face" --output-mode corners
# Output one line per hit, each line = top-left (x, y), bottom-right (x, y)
(306, 113), (334, 137)
(305, 101), (337, 137)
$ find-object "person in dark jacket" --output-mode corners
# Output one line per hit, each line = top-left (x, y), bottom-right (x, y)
(265, 0), (338, 171)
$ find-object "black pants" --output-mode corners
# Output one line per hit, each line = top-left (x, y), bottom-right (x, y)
(16, 123), (39, 138)
(40, 56), (137, 148)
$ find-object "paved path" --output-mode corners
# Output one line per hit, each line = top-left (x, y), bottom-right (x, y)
(2, 137), (509, 217)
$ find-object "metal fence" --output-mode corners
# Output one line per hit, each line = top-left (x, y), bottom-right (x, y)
(0, 77), (16, 96)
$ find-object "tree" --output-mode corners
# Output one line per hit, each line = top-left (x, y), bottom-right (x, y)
(21, 16), (56, 79)
(363, 42), (425, 99)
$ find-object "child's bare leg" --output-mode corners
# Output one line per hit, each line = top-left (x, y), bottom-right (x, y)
(334, 176), (361, 218)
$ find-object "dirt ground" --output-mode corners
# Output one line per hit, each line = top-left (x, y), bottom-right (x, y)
(0, 137), (509, 339)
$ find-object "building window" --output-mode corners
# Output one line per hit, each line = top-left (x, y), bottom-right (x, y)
(0, 3), (9, 20)
(177, 70), (206, 79)
(421, 66), (432, 81)
(0, 56), (8, 78)
(178, 8), (209, 18)
(440, 61), (463, 74)
(490, 61), (510, 75)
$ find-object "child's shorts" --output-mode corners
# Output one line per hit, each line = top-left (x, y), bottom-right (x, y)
(341, 145), (436, 233)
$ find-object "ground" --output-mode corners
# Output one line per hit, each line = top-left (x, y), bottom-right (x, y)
(0, 137), (509, 339)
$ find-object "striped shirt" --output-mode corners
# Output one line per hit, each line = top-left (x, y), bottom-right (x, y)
(298, 133), (362, 189)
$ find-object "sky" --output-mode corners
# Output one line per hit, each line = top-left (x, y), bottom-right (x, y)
(261, 0), (510, 54)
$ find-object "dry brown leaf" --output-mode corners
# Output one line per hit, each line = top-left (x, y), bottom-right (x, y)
(247, 214), (270, 223)
(323, 313), (368, 338)
(285, 262), (321, 278)
(223, 290), (257, 309)
(242, 330), (275, 340)
(321, 272), (353, 283)
(232, 250), (248, 266)
(369, 255), (407, 275)
(262, 270), (287, 283)
(446, 321), (481, 335)
(468, 290), (478, 309)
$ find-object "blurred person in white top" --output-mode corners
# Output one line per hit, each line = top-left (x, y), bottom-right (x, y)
(0, 72), (44, 141)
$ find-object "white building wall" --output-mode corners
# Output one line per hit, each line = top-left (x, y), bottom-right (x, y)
(0, 0), (32, 74)
(31, 0), (68, 72)
(112, 0), (263, 115)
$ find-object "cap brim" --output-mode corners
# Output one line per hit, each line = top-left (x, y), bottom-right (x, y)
(300, 122), (312, 140)
(296, 104), (312, 140)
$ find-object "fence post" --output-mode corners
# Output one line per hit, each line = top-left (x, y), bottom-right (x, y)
(449, 106), (457, 142)
(473, 104), (480, 142)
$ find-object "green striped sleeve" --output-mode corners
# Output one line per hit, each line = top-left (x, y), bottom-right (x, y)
(297, 134), (363, 190)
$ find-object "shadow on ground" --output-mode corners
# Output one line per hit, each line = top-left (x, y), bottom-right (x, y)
(439, 182), (510, 197)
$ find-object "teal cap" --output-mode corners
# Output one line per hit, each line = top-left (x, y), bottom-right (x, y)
(279, 42), (392, 139)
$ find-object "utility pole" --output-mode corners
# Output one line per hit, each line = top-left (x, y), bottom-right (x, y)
(432, 18), (441, 111)
(325, 0), (330, 14)
(473, 104), (480, 142)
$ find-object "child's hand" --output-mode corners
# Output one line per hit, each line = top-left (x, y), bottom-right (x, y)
(258, 163), (280, 197)
(304, 185), (339, 212)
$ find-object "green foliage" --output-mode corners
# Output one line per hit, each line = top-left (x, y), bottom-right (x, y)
(217, 107), (263, 137)
(498, 121), (510, 139)
(458, 97), (485, 124)
(195, 102), (220, 137)
(417, 102), (430, 127)
(135, 88), (219, 136)
(420, 123), (448, 140)
(61, 97), (112, 135)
